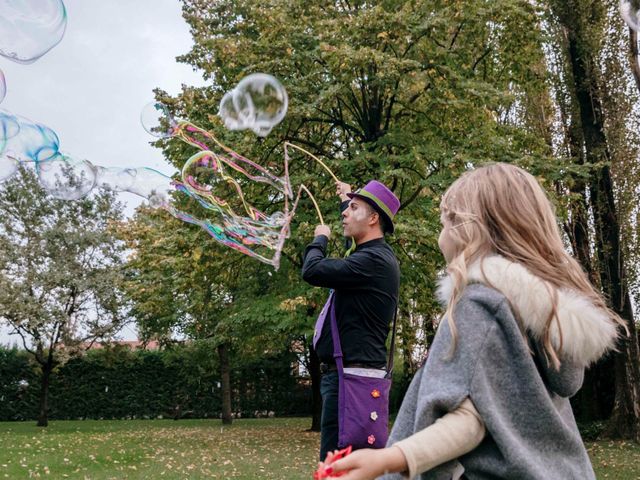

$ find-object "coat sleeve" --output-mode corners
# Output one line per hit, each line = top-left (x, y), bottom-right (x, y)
(393, 397), (485, 478)
(301, 239), (377, 289)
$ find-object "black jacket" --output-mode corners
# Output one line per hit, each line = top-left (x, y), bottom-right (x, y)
(302, 231), (400, 367)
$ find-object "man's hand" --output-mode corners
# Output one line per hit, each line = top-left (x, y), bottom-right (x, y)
(336, 181), (352, 202)
(315, 224), (331, 238)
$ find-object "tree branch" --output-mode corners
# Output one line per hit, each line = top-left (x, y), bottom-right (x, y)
(399, 184), (424, 210)
(628, 27), (640, 95)
(472, 47), (492, 72)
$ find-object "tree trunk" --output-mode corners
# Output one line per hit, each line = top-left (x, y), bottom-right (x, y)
(578, 72), (640, 443)
(308, 346), (322, 432)
(605, 293), (640, 441)
(573, 356), (615, 422)
(561, 53), (604, 423)
(561, 11), (640, 439)
(627, 27), (640, 94)
(36, 362), (52, 427)
(218, 343), (232, 425)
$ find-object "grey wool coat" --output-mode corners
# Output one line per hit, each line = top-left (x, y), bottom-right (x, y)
(381, 256), (619, 480)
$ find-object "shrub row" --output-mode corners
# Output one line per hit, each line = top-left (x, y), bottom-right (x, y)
(0, 344), (310, 421)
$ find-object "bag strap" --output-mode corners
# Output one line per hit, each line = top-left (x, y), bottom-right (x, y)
(328, 295), (398, 379)
(328, 297), (345, 375)
(385, 308), (398, 378)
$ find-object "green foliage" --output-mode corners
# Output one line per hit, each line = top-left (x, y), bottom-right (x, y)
(0, 344), (309, 421)
(0, 347), (39, 421)
(0, 166), (127, 367)
(579, 420), (607, 441)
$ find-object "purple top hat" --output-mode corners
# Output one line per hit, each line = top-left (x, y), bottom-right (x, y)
(347, 180), (401, 233)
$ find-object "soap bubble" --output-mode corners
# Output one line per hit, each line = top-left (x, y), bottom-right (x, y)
(37, 155), (97, 200)
(218, 73), (288, 137)
(95, 167), (137, 192)
(148, 191), (170, 208)
(0, 0), (67, 64)
(140, 101), (177, 138)
(218, 91), (247, 131)
(621, 0), (640, 31)
(10, 121), (59, 162)
(0, 110), (20, 141)
(267, 211), (287, 227)
(125, 167), (173, 208)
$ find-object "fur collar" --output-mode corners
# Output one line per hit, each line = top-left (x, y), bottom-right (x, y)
(436, 255), (618, 366)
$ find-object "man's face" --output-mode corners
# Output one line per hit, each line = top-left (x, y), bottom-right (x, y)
(342, 198), (376, 240)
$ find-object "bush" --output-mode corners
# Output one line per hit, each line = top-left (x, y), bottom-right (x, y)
(0, 343), (311, 421)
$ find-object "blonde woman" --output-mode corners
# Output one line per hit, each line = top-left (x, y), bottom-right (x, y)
(318, 163), (624, 480)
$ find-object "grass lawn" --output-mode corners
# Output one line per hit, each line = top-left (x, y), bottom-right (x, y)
(587, 440), (640, 480)
(0, 418), (319, 479)
(0, 418), (638, 479)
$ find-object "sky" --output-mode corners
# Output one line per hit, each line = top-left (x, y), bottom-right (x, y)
(0, 0), (207, 345)
(1, 0), (206, 204)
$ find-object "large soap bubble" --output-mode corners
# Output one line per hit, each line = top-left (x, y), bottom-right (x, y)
(0, 0), (67, 64)
(621, 0), (640, 31)
(0, 109), (174, 204)
(140, 101), (177, 138)
(37, 155), (97, 200)
(218, 73), (288, 137)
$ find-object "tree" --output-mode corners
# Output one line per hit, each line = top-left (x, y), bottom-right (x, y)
(0, 166), (127, 426)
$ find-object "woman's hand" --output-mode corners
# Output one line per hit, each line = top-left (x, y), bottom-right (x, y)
(320, 446), (408, 480)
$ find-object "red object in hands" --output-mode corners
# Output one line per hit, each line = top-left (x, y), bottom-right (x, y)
(313, 446), (353, 479)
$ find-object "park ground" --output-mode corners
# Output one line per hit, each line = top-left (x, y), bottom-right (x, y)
(0, 418), (639, 479)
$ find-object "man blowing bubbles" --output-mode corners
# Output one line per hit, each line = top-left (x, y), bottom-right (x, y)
(302, 179), (401, 461)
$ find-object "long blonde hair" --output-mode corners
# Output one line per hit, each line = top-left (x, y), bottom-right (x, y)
(441, 163), (624, 368)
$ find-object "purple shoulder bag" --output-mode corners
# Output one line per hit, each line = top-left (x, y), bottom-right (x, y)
(328, 296), (397, 450)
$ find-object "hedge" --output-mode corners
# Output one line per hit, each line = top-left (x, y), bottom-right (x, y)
(0, 344), (311, 421)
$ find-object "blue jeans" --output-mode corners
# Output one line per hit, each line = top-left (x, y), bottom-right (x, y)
(319, 372), (339, 461)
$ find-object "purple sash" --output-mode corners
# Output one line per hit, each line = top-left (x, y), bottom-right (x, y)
(312, 290), (334, 349)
